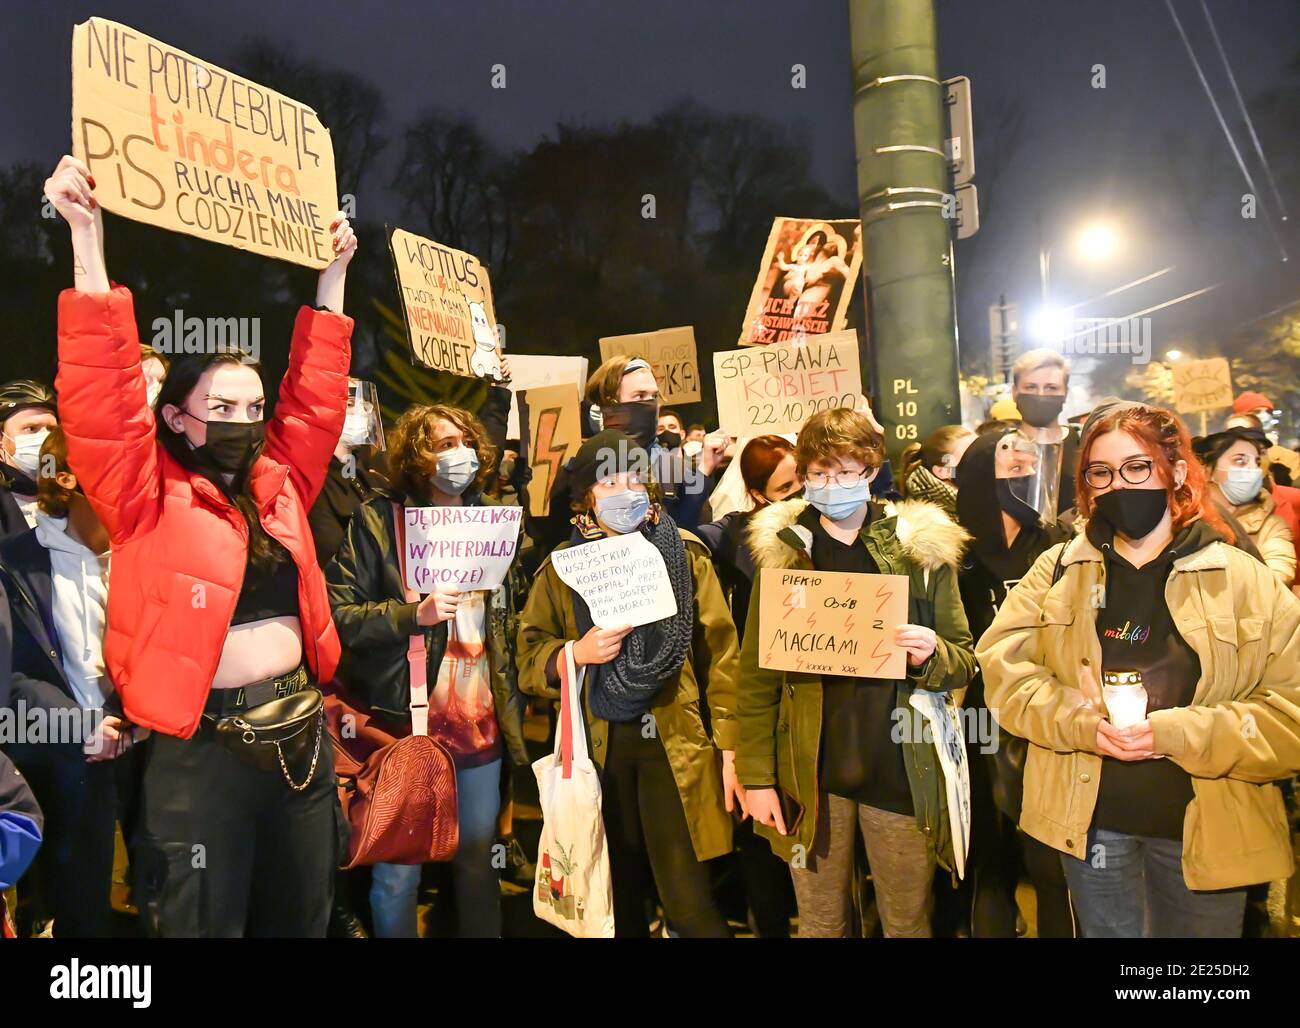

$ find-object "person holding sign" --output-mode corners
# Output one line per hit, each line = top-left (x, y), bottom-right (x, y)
(327, 403), (528, 938)
(737, 408), (976, 938)
(517, 430), (742, 937)
(978, 402), (1300, 938)
(45, 154), (357, 937)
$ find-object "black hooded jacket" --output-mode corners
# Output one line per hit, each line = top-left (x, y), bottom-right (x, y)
(0, 464), (37, 541)
(955, 431), (1071, 656)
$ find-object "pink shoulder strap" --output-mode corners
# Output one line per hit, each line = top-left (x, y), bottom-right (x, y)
(392, 502), (429, 737)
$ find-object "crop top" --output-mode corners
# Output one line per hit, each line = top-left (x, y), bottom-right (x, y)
(231, 535), (300, 626)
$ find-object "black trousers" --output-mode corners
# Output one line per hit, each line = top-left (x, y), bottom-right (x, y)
(10, 744), (116, 937)
(1021, 830), (1075, 938)
(601, 720), (729, 938)
(733, 816), (794, 937)
(133, 722), (338, 938)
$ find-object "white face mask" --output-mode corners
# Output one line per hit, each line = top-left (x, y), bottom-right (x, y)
(146, 381), (162, 407)
(7, 428), (49, 477)
(1222, 466), (1264, 505)
(682, 439), (704, 459)
(340, 411), (371, 448)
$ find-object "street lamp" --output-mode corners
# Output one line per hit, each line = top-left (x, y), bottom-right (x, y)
(1029, 304), (1072, 346)
(1075, 221), (1121, 264)
(1039, 216), (1123, 303)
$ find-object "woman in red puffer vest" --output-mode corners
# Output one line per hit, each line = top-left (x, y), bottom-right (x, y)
(45, 155), (356, 937)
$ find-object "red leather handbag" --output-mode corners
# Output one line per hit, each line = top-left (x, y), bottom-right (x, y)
(323, 504), (459, 868)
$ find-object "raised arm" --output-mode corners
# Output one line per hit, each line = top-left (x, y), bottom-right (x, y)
(46, 158), (160, 543)
(264, 213), (357, 509)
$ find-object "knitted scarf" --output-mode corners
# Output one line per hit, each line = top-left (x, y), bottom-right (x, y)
(905, 463), (958, 519)
(568, 508), (695, 722)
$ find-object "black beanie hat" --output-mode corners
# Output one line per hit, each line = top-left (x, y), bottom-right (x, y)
(567, 430), (649, 500)
(1192, 426), (1269, 467)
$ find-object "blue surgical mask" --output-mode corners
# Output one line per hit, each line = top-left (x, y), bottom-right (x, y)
(595, 489), (650, 534)
(1221, 466), (1264, 505)
(805, 481), (870, 521)
(433, 445), (479, 495)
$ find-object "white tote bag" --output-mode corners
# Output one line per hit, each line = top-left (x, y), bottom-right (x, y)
(532, 641), (615, 937)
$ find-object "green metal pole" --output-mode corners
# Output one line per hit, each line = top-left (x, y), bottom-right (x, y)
(849, 0), (961, 460)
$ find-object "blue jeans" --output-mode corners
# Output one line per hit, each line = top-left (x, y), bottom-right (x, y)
(370, 758), (503, 938)
(1061, 828), (1246, 938)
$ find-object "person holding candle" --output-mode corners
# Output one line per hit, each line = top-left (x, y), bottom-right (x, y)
(978, 401), (1300, 937)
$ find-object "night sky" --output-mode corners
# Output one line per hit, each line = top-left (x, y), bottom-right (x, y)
(2, 0), (1298, 390)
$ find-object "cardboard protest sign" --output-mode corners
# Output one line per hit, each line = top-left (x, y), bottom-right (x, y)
(521, 382), (583, 519)
(739, 217), (863, 345)
(598, 327), (701, 405)
(71, 18), (337, 269)
(402, 506), (522, 594)
(550, 534), (678, 630)
(1171, 357), (1233, 414)
(757, 568), (908, 679)
(713, 330), (862, 436)
(505, 354), (588, 439)
(388, 227), (503, 380)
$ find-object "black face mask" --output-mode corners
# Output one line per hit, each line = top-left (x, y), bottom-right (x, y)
(1093, 488), (1168, 541)
(657, 430), (682, 451)
(597, 400), (658, 450)
(185, 412), (266, 478)
(1016, 394), (1066, 428)
(994, 478), (1041, 528)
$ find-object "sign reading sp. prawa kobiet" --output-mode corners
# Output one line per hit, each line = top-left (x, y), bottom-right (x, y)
(71, 18), (338, 268)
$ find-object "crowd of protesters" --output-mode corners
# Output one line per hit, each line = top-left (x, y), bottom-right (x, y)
(3, 154), (1300, 941)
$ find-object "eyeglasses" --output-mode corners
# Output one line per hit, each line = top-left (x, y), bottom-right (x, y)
(805, 468), (869, 489)
(1083, 458), (1154, 490)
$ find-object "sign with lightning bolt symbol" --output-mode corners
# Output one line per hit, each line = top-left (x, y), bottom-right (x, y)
(522, 384), (581, 519)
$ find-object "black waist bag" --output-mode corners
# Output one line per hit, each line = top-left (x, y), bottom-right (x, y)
(212, 688), (325, 792)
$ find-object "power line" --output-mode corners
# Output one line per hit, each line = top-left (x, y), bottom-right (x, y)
(1065, 266), (1177, 312)
(1164, 0), (1289, 262)
(1199, 0), (1289, 221)
(1058, 281), (1222, 344)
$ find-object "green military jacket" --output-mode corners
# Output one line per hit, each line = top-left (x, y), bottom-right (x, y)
(737, 498), (976, 869)
(516, 527), (740, 862)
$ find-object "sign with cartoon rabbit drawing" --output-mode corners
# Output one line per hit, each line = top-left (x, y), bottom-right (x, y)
(388, 226), (503, 379)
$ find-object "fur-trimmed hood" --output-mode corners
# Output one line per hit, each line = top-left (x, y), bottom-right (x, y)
(747, 497), (971, 572)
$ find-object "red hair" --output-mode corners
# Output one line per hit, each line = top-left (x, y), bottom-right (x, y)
(1077, 404), (1233, 543)
(740, 435), (796, 499)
